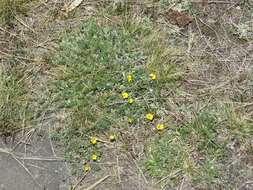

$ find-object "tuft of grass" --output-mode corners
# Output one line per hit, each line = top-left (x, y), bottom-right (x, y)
(179, 106), (227, 157)
(48, 19), (186, 164)
(178, 106), (227, 187)
(192, 158), (221, 187)
(144, 109), (224, 188)
(145, 102), (253, 188)
(222, 102), (253, 141)
(0, 65), (30, 136)
(145, 133), (195, 179)
(0, 0), (32, 25)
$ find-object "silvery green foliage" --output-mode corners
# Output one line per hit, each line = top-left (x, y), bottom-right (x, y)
(235, 22), (253, 40)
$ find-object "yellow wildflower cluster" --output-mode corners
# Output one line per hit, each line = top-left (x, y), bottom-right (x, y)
(86, 72), (163, 173)
(146, 113), (165, 131)
(122, 92), (134, 104)
(122, 73), (165, 131)
(122, 73), (157, 103)
(88, 133), (117, 168)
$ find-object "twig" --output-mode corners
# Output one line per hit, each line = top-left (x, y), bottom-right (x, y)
(14, 16), (36, 33)
(85, 135), (113, 147)
(72, 172), (89, 190)
(0, 148), (64, 162)
(0, 50), (38, 62)
(239, 180), (253, 189)
(178, 177), (185, 190)
(17, 156), (65, 162)
(155, 169), (182, 185)
(208, 1), (237, 4)
(80, 175), (110, 190)
(0, 26), (19, 37)
(25, 163), (47, 170)
(69, 0), (84, 11)
(48, 127), (57, 157)
(190, 0), (236, 4)
(132, 157), (148, 184)
(11, 128), (36, 152)
(0, 147), (11, 154)
(187, 25), (194, 57)
(116, 155), (121, 184)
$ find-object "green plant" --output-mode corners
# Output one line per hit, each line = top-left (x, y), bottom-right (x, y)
(221, 102), (253, 142)
(0, 65), (30, 136)
(193, 159), (221, 187)
(144, 104), (241, 188)
(233, 21), (253, 40)
(48, 19), (185, 164)
(145, 133), (195, 180)
(179, 107), (227, 157)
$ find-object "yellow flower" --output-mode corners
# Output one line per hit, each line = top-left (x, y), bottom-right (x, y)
(146, 113), (154, 121)
(83, 163), (91, 172)
(90, 137), (97, 145)
(149, 73), (157, 80)
(91, 153), (97, 161)
(128, 117), (133, 124)
(156, 124), (165, 131)
(127, 75), (133, 82)
(109, 134), (116, 142)
(128, 98), (134, 104)
(122, 92), (129, 99)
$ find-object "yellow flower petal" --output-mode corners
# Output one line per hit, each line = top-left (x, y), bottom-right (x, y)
(146, 113), (154, 121)
(156, 124), (165, 131)
(122, 92), (129, 99)
(149, 73), (157, 80)
(109, 134), (116, 142)
(91, 154), (97, 161)
(83, 163), (91, 172)
(128, 117), (133, 124)
(127, 75), (133, 82)
(128, 98), (134, 104)
(90, 137), (97, 145)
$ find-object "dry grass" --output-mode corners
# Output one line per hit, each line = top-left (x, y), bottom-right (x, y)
(0, 0), (35, 25)
(0, 65), (31, 137)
